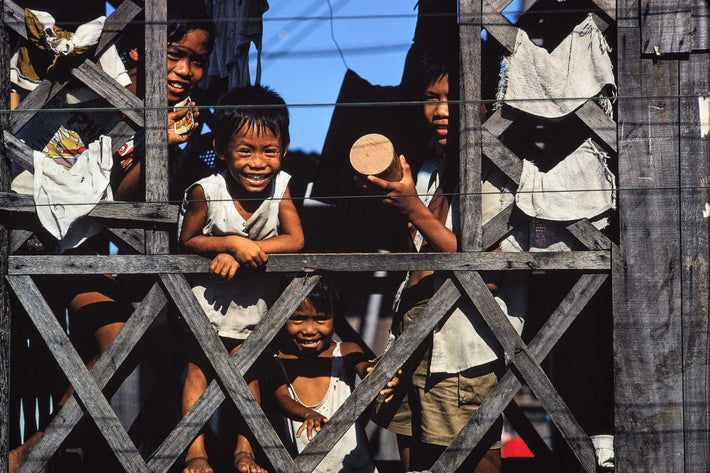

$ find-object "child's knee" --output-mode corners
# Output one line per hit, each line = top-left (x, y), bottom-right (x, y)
(185, 362), (209, 388)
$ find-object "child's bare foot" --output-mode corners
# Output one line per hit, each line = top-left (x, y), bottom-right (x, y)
(234, 451), (267, 473)
(183, 456), (213, 473)
(9, 431), (44, 473)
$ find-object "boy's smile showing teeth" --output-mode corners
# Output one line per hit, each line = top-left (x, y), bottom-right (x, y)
(218, 125), (285, 194)
(285, 299), (334, 356)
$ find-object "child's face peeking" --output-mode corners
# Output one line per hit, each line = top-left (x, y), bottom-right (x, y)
(285, 298), (334, 355)
(423, 74), (450, 148)
(166, 29), (211, 104)
(217, 123), (284, 194)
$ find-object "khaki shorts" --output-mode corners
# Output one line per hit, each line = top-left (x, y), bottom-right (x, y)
(373, 296), (502, 448)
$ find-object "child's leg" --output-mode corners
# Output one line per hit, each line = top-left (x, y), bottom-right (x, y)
(182, 361), (212, 473)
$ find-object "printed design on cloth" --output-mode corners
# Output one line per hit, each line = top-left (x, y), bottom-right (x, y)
(496, 14), (616, 119)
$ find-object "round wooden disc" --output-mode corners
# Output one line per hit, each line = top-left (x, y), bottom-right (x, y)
(349, 133), (396, 175)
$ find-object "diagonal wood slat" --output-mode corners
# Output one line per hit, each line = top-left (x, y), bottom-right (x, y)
(296, 279), (461, 473)
(503, 402), (553, 461)
(482, 203), (520, 250)
(15, 283), (168, 473)
(454, 271), (596, 471)
(147, 274), (321, 473)
(3, 131), (33, 172)
(159, 273), (299, 473)
(7, 275), (150, 473)
(431, 273), (608, 472)
(481, 128), (523, 184)
(566, 219), (613, 250)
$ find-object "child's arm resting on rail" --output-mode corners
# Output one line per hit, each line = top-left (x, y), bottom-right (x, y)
(367, 155), (457, 253)
(273, 384), (328, 440)
(341, 342), (400, 403)
(254, 186), (305, 254)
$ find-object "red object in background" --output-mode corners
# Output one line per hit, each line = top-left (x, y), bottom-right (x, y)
(502, 437), (535, 458)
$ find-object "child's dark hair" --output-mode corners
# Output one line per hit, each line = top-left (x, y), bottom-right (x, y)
(402, 40), (459, 98)
(213, 85), (290, 155)
(304, 279), (340, 315)
(168, 0), (215, 51)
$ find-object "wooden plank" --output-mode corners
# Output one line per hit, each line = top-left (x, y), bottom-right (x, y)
(691, 0), (709, 50)
(9, 229), (32, 254)
(566, 219), (613, 250)
(3, 0), (24, 38)
(108, 120), (139, 156)
(144, 0), (169, 254)
(453, 271), (596, 472)
(7, 276), (150, 473)
(15, 283), (168, 473)
(641, 0), (692, 54)
(575, 101), (618, 153)
(481, 203), (518, 250)
(147, 275), (320, 473)
(7, 251), (612, 275)
(296, 280), (461, 472)
(0, 6), (11, 470)
(8, 80), (69, 136)
(481, 128), (522, 184)
(679, 52), (710, 473)
(614, 26), (684, 473)
(3, 131), (33, 172)
(70, 62), (144, 127)
(588, 0), (617, 22)
(107, 228), (145, 254)
(483, 107), (519, 138)
(96, 0), (143, 54)
(159, 274), (298, 473)
(481, 0), (517, 53)
(459, 0), (482, 251)
(432, 273), (608, 472)
(0, 193), (178, 224)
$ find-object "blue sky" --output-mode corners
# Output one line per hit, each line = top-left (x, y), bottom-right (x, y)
(250, 1), (418, 154)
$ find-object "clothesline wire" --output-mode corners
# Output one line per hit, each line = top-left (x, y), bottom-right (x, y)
(7, 185), (707, 210)
(5, 92), (708, 115)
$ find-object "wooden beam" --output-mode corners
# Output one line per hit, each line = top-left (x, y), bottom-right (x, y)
(566, 219), (612, 250)
(15, 283), (167, 473)
(679, 52), (710, 473)
(7, 251), (612, 275)
(159, 274), (298, 473)
(144, 0), (169, 254)
(454, 271), (596, 472)
(575, 101), (618, 153)
(147, 275), (321, 473)
(7, 276), (151, 473)
(691, 0), (709, 50)
(431, 273), (608, 472)
(481, 203), (519, 250)
(459, 0), (482, 251)
(503, 402), (553, 462)
(296, 280), (461, 472)
(641, 0), (692, 54)
(481, 128), (523, 185)
(614, 26), (684, 472)
(482, 0), (517, 52)
(3, 131), (33, 172)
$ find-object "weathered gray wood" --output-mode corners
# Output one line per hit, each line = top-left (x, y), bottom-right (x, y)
(576, 101), (617, 153)
(7, 276), (150, 473)
(147, 275), (320, 473)
(107, 228), (145, 254)
(615, 26), (684, 473)
(2, 0), (23, 38)
(3, 131), (33, 172)
(589, 0), (616, 21)
(159, 273), (298, 473)
(482, 203), (519, 250)
(481, 0), (517, 52)
(483, 107), (519, 138)
(71, 62), (144, 127)
(144, 0), (169, 254)
(691, 0), (709, 50)
(566, 219), (612, 250)
(9, 229), (32, 254)
(296, 280), (461, 473)
(454, 271), (596, 472)
(503, 402), (553, 461)
(8, 80), (70, 136)
(432, 273), (608, 472)
(16, 283), (168, 473)
(0, 4), (11, 469)
(641, 0), (692, 54)
(679, 52), (710, 473)
(481, 128), (522, 184)
(0, 193), (177, 224)
(96, 0), (143, 54)
(7, 251), (612, 275)
(459, 0), (482, 251)
(108, 120), (139, 155)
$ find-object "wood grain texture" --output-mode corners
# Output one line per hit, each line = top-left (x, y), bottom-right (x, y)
(3, 131), (33, 172)
(566, 219), (613, 250)
(147, 275), (320, 473)
(96, 0), (142, 54)
(641, 0), (692, 54)
(296, 280), (461, 473)
(691, 0), (709, 50)
(615, 26), (684, 473)
(144, 0), (169, 255)
(7, 251), (611, 275)
(432, 274), (608, 473)
(454, 271), (596, 472)
(107, 228), (145, 254)
(503, 402), (553, 462)
(481, 203), (519, 250)
(9, 229), (32, 254)
(8, 276), (150, 473)
(15, 284), (167, 473)
(481, 128), (522, 184)
(589, 0), (617, 21)
(459, 0), (482, 251)
(108, 120), (140, 155)
(576, 101), (618, 153)
(481, 0), (517, 52)
(679, 52), (710, 473)
(483, 107), (519, 138)
(159, 274), (298, 473)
